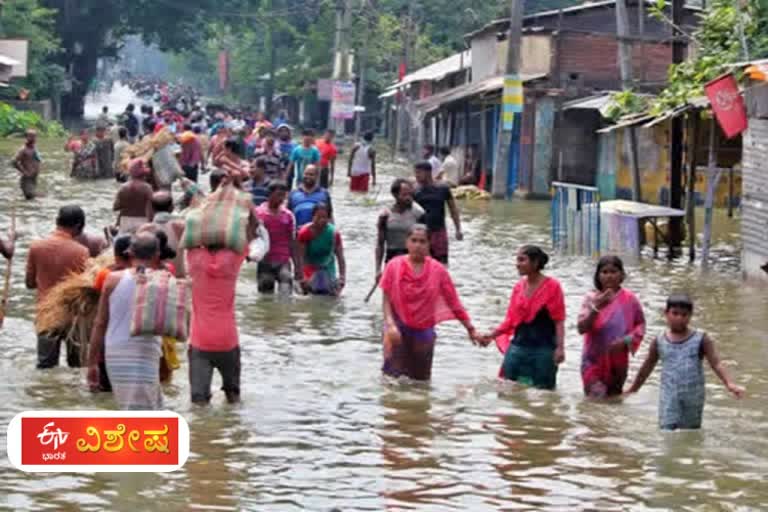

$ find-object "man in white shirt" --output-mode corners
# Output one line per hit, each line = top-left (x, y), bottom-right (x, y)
(423, 144), (442, 180)
(437, 146), (460, 184)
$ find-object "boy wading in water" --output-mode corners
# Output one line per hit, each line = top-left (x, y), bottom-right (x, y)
(625, 294), (745, 430)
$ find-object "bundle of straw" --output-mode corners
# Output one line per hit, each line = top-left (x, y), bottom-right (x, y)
(35, 252), (115, 365)
(118, 128), (177, 176)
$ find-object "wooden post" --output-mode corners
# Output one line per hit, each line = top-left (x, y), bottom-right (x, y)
(669, 0), (686, 249)
(728, 166), (735, 218)
(701, 119), (720, 269)
(687, 114), (699, 263)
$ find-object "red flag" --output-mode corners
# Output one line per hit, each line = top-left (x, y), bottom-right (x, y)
(704, 73), (747, 139)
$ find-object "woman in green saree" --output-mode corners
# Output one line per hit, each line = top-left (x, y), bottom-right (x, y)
(296, 203), (346, 296)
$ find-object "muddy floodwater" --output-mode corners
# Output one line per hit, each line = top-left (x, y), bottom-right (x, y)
(0, 91), (766, 512)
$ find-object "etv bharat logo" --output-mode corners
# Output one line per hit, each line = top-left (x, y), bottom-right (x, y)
(36, 422), (70, 460)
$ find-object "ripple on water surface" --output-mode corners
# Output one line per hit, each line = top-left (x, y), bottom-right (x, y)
(0, 128), (765, 511)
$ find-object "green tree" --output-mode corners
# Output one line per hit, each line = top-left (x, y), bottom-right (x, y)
(0, 0), (65, 101)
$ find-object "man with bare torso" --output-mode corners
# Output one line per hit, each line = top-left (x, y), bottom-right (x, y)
(114, 159), (154, 234)
(12, 130), (41, 200)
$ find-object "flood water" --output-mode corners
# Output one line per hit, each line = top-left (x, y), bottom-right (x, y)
(1, 90), (767, 512)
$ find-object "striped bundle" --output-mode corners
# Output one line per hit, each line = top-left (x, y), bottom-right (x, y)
(130, 268), (190, 342)
(182, 183), (252, 253)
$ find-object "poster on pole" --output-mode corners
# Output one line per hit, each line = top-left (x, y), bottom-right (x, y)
(317, 79), (333, 101)
(331, 81), (356, 120)
(502, 74), (523, 130)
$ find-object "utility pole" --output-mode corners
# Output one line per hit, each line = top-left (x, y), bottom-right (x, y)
(669, 0), (685, 249)
(615, 0), (642, 202)
(355, 3), (373, 140)
(330, 0), (353, 138)
(263, 0), (275, 117)
(492, 0), (524, 199)
(393, 4), (412, 159)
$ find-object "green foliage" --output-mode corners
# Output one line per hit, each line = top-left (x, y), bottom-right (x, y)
(604, 90), (652, 122)
(0, 102), (66, 136)
(650, 0), (768, 115)
(0, 0), (65, 100)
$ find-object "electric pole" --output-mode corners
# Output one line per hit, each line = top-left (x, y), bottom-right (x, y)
(330, 0), (353, 138)
(263, 0), (275, 117)
(393, 4), (412, 159)
(492, 0), (523, 198)
(669, 0), (685, 248)
(355, 5), (373, 140)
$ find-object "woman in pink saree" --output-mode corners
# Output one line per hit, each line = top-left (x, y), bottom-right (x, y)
(577, 256), (646, 398)
(379, 225), (478, 380)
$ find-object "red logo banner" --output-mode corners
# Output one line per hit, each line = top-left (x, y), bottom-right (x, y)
(705, 73), (747, 139)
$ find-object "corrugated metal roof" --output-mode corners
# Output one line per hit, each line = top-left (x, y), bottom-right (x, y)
(413, 73), (547, 113)
(385, 51), (471, 91)
(464, 1), (701, 39)
(0, 54), (20, 67)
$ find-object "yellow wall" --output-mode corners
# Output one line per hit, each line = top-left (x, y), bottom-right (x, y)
(615, 124), (741, 207)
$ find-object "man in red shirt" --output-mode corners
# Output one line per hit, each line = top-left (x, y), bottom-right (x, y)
(26, 206), (89, 368)
(315, 129), (338, 189)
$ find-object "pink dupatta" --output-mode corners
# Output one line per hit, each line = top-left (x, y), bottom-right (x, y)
(380, 256), (470, 330)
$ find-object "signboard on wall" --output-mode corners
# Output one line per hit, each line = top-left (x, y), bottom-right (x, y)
(330, 80), (356, 120)
(0, 39), (28, 77)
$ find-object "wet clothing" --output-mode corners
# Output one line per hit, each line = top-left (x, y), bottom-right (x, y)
(189, 346), (241, 404)
(14, 145), (41, 199)
(248, 178), (270, 207)
(37, 332), (80, 369)
(105, 271), (163, 410)
(350, 174), (370, 192)
(494, 277), (566, 389)
(289, 145), (321, 187)
(187, 248), (245, 352)
(114, 140), (130, 176)
(379, 256), (470, 380)
(657, 330), (707, 430)
(579, 288), (645, 397)
(153, 212), (186, 277)
(288, 187), (332, 228)
(254, 149), (282, 180)
(257, 261), (293, 293)
(378, 204), (426, 262)
(382, 318), (436, 381)
(94, 137), (115, 178)
(428, 228), (449, 265)
(502, 344), (558, 390)
(414, 184), (453, 262)
(298, 224), (342, 295)
(316, 139), (337, 188)
(255, 204), (295, 265)
(414, 184), (452, 232)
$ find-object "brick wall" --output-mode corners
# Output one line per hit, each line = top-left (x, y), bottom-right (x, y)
(557, 31), (672, 90)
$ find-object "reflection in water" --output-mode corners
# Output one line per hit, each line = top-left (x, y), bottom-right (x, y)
(0, 99), (766, 509)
